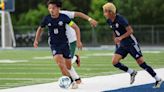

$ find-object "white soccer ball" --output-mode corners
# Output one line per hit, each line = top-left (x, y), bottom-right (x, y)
(58, 76), (72, 89)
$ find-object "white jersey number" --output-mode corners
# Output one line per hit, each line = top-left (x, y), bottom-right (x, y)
(54, 29), (59, 34)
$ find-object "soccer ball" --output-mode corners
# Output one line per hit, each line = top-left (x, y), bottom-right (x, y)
(58, 76), (72, 89)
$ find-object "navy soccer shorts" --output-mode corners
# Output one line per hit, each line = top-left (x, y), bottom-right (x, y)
(50, 43), (72, 59)
(115, 44), (143, 60)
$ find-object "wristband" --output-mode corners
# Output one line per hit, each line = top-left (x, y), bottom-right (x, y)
(88, 18), (92, 22)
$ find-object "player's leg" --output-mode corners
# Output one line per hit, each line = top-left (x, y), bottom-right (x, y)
(112, 54), (137, 82)
(129, 44), (162, 88)
(53, 55), (71, 76)
(70, 41), (80, 67)
(63, 44), (81, 84)
(65, 58), (80, 89)
(113, 46), (137, 84)
(50, 45), (71, 77)
(137, 57), (162, 88)
(65, 59), (81, 84)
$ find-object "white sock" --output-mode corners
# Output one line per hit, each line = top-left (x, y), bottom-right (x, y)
(127, 69), (134, 74)
(71, 56), (77, 64)
(154, 75), (161, 81)
(68, 66), (80, 80)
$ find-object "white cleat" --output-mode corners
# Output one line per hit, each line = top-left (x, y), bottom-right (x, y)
(153, 79), (163, 88)
(130, 71), (137, 84)
(71, 82), (78, 89)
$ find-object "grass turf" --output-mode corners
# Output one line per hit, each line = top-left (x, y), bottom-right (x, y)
(0, 49), (164, 89)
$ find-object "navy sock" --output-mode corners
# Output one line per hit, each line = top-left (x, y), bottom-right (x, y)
(114, 62), (128, 72)
(69, 76), (73, 83)
(139, 62), (156, 77)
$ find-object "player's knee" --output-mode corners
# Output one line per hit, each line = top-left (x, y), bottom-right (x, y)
(112, 60), (118, 65)
(136, 57), (144, 65)
(113, 62), (121, 68)
(65, 59), (72, 70)
(139, 62), (148, 69)
(112, 58), (119, 65)
(57, 62), (65, 69)
(66, 65), (72, 70)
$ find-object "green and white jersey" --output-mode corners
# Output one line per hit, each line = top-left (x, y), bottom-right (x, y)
(60, 10), (77, 43)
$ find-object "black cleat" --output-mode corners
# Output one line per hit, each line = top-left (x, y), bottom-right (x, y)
(153, 79), (163, 88)
(75, 55), (80, 67)
(130, 71), (137, 84)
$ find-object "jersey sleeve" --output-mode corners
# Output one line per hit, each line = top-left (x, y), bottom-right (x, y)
(40, 17), (47, 28)
(64, 15), (74, 27)
(119, 16), (129, 27)
(60, 10), (75, 19)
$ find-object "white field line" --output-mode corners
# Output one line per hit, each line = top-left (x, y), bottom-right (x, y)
(143, 51), (161, 53)
(0, 79), (58, 88)
(1, 63), (163, 67)
(32, 51), (162, 60)
(0, 72), (60, 75)
(32, 53), (114, 60)
(0, 78), (56, 81)
(0, 64), (111, 66)
(0, 68), (164, 92)
(0, 51), (161, 64)
(0, 65), (113, 69)
(0, 60), (28, 63)
(0, 64), (54, 66)
(0, 69), (115, 75)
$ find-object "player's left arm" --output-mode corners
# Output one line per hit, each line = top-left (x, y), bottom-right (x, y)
(115, 25), (133, 44)
(120, 26), (133, 40)
(69, 21), (83, 49)
(74, 12), (98, 27)
(115, 16), (133, 44)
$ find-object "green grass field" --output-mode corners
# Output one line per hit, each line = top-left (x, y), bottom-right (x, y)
(0, 49), (164, 89)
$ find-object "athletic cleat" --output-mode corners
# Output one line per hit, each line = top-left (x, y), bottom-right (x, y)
(75, 78), (81, 84)
(153, 79), (163, 88)
(130, 71), (137, 84)
(71, 82), (78, 89)
(75, 55), (80, 67)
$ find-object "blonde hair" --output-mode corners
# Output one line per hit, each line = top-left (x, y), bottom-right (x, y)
(103, 3), (116, 14)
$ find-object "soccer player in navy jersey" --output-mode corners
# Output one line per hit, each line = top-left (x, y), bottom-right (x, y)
(33, 0), (82, 88)
(103, 2), (162, 88)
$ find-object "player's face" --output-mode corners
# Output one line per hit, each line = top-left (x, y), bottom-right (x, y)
(103, 9), (112, 19)
(48, 4), (60, 16)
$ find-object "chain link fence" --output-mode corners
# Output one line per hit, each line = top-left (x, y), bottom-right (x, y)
(0, 25), (164, 47)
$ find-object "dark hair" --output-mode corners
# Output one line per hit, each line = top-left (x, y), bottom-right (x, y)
(47, 0), (62, 7)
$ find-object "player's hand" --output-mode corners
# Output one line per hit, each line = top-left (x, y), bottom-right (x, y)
(114, 37), (122, 45)
(77, 41), (83, 50)
(89, 19), (98, 27)
(33, 40), (38, 48)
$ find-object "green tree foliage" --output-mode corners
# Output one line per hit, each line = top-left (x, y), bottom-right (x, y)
(68, 0), (91, 14)
(12, 0), (164, 26)
(113, 0), (164, 24)
(89, 0), (108, 25)
(16, 4), (48, 26)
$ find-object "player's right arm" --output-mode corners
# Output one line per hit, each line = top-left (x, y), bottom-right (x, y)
(74, 12), (98, 27)
(60, 10), (98, 27)
(33, 27), (44, 48)
(112, 32), (117, 44)
(34, 16), (47, 48)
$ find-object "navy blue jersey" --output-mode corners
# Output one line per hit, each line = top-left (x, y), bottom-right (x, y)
(40, 14), (72, 45)
(107, 14), (138, 46)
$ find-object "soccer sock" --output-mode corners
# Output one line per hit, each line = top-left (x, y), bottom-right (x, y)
(114, 62), (132, 73)
(69, 76), (74, 83)
(154, 75), (161, 81)
(127, 68), (134, 74)
(71, 56), (77, 64)
(139, 62), (158, 79)
(68, 66), (80, 80)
